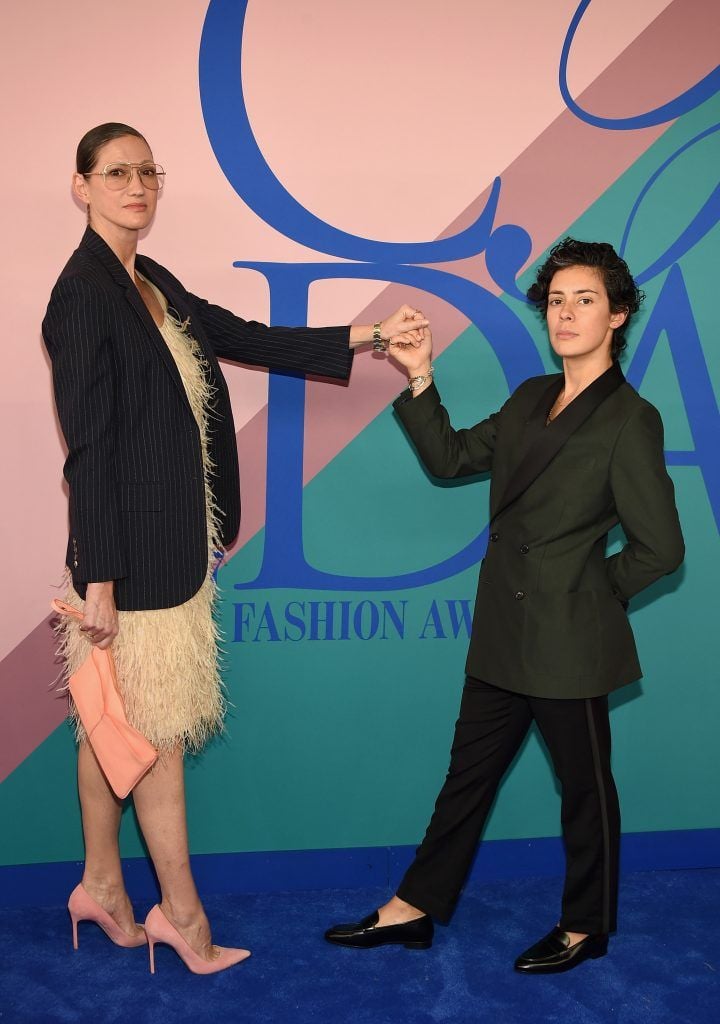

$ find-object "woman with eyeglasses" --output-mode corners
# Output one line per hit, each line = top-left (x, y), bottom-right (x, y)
(43, 122), (426, 974)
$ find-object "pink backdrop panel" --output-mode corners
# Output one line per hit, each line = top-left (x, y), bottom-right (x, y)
(1, 0), (715, 742)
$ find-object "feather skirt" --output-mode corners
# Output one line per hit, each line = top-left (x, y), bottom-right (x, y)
(56, 303), (226, 754)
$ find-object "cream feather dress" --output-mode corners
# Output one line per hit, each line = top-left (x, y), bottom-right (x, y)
(57, 280), (226, 754)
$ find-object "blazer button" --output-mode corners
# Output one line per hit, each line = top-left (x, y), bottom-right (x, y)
(514, 590), (525, 601)
(490, 532), (500, 542)
(520, 544), (530, 555)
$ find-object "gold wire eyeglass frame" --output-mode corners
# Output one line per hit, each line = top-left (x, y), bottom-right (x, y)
(83, 162), (166, 190)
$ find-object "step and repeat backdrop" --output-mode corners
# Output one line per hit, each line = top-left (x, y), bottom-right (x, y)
(1, 0), (718, 868)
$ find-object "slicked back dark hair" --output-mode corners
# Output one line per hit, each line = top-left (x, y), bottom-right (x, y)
(526, 237), (644, 361)
(76, 122), (149, 175)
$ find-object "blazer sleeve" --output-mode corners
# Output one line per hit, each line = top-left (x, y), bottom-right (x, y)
(42, 276), (127, 584)
(187, 292), (354, 381)
(605, 402), (684, 601)
(393, 381), (498, 478)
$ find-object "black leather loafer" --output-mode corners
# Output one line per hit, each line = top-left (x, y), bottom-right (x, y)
(514, 926), (608, 973)
(324, 910), (433, 949)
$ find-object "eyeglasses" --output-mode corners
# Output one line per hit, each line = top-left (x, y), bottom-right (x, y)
(84, 162), (165, 191)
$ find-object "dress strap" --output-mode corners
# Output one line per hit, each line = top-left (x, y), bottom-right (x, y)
(136, 272), (168, 316)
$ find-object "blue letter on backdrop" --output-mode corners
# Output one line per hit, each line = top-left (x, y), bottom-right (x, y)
(199, 0), (720, 593)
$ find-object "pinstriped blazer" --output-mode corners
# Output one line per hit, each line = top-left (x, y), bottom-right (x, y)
(42, 227), (352, 611)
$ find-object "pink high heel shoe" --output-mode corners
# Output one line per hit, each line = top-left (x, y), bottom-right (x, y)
(68, 883), (147, 949)
(144, 904), (251, 975)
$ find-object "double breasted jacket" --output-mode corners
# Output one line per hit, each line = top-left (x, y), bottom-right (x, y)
(42, 228), (352, 611)
(394, 365), (684, 699)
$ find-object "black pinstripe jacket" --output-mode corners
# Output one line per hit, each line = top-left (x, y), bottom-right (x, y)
(42, 228), (352, 610)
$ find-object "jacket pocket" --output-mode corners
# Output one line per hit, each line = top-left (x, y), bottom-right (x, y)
(118, 482), (163, 511)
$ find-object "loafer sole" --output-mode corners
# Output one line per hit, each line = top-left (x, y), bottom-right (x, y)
(328, 936), (432, 950)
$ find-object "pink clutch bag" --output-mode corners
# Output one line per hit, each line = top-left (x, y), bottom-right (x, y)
(51, 599), (158, 798)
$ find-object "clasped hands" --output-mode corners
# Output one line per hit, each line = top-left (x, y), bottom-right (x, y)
(378, 304), (433, 377)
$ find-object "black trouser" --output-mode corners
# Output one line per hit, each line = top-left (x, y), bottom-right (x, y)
(396, 677), (620, 935)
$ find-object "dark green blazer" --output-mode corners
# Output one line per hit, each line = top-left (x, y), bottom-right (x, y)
(394, 366), (684, 699)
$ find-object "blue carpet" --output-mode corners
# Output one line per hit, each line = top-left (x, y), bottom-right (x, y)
(0, 870), (718, 1024)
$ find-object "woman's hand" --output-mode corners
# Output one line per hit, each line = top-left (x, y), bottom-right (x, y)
(389, 325), (434, 376)
(348, 306), (428, 349)
(380, 305), (428, 342)
(80, 581), (119, 650)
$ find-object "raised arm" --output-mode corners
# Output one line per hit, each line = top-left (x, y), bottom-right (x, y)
(188, 291), (428, 380)
(389, 327), (499, 478)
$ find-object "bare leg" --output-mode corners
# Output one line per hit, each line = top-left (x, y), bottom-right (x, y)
(376, 896), (426, 926)
(132, 748), (218, 961)
(77, 741), (144, 939)
(377, 902), (587, 938)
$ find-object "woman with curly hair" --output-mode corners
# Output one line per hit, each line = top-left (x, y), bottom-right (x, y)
(325, 238), (684, 974)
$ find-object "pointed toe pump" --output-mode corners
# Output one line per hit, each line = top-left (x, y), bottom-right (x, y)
(144, 904), (251, 975)
(68, 883), (147, 949)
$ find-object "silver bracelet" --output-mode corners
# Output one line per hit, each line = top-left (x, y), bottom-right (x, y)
(407, 366), (434, 392)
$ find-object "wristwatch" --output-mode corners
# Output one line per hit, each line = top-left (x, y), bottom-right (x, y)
(407, 366), (434, 391)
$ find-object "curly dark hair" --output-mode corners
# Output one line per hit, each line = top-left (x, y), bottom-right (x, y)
(526, 238), (644, 361)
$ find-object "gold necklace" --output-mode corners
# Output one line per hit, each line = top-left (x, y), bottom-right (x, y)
(547, 388), (582, 423)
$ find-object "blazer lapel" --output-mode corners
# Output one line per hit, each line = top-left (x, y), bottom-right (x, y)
(79, 229), (192, 408)
(491, 361), (625, 521)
